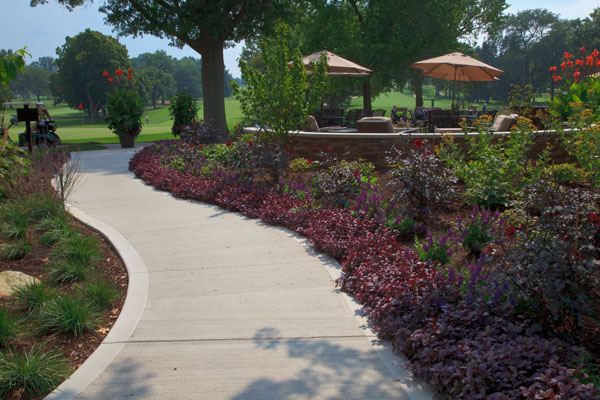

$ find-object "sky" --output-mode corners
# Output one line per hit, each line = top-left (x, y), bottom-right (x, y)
(1, 0), (598, 78)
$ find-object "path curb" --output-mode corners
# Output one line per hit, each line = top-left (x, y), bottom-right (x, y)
(45, 204), (149, 400)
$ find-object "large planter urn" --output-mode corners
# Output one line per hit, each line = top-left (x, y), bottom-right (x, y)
(118, 133), (136, 148)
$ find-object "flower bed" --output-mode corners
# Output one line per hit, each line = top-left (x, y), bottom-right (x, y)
(129, 137), (599, 399)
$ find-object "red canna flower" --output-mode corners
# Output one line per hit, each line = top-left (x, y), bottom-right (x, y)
(115, 69), (123, 77)
(564, 51), (573, 59)
(226, 141), (232, 147)
(108, 77), (114, 83)
(586, 56), (594, 66)
(573, 71), (581, 78)
(580, 46), (586, 53)
(549, 66), (557, 72)
(567, 60), (574, 68)
(592, 49), (600, 58)
(553, 75), (562, 82)
(414, 138), (424, 148)
(596, 60), (600, 67)
(128, 68), (133, 73)
(575, 59), (584, 66)
(561, 62), (566, 70)
(126, 73), (132, 81)
(102, 71), (110, 78)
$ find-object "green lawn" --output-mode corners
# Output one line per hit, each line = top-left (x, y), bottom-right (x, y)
(6, 87), (529, 144)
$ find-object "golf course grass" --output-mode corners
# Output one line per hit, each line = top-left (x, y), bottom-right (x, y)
(6, 86), (520, 144)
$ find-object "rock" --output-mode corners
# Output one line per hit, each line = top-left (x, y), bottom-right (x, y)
(0, 271), (40, 297)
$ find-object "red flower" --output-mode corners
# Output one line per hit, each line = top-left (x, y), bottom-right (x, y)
(285, 146), (291, 153)
(107, 77), (114, 83)
(567, 60), (574, 68)
(549, 66), (557, 72)
(561, 62), (566, 70)
(247, 140), (253, 147)
(564, 51), (573, 59)
(575, 59), (583, 66)
(126, 73), (132, 80)
(306, 158), (312, 164)
(580, 46), (586, 53)
(115, 69), (124, 77)
(504, 226), (516, 239)
(592, 49), (600, 58)
(596, 60), (600, 67)
(102, 71), (110, 78)
(325, 145), (332, 153)
(573, 71), (581, 78)
(226, 141), (232, 147)
(189, 143), (194, 148)
(198, 144), (204, 150)
(589, 213), (600, 227)
(553, 75), (562, 82)
(353, 169), (360, 178)
(128, 68), (133, 73)
(414, 138), (424, 148)
(586, 56), (594, 66)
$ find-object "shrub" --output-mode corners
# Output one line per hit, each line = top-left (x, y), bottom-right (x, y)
(79, 278), (118, 310)
(50, 233), (100, 268)
(415, 232), (454, 265)
(49, 259), (92, 284)
(180, 120), (229, 144)
(0, 307), (19, 347)
(311, 159), (374, 208)
(289, 157), (315, 172)
(169, 91), (199, 136)
(387, 140), (457, 211)
(438, 119), (533, 208)
(0, 346), (69, 398)
(560, 106), (600, 187)
(545, 163), (589, 186)
(0, 202), (29, 239)
(36, 295), (98, 337)
(104, 68), (145, 140)
(37, 216), (75, 248)
(11, 282), (58, 314)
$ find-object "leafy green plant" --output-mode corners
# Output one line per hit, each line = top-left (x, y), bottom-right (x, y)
(169, 91), (199, 136)
(232, 22), (327, 139)
(104, 68), (145, 141)
(11, 282), (58, 315)
(79, 278), (118, 310)
(289, 158), (315, 172)
(0, 239), (31, 260)
(544, 163), (589, 186)
(438, 118), (533, 208)
(36, 295), (98, 337)
(0, 202), (29, 239)
(37, 215), (74, 247)
(49, 260), (92, 284)
(415, 232), (454, 265)
(0, 307), (19, 347)
(0, 346), (68, 398)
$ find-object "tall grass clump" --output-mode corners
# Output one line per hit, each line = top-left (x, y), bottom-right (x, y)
(0, 202), (30, 239)
(0, 346), (69, 398)
(36, 295), (98, 337)
(0, 307), (19, 347)
(11, 282), (58, 315)
(0, 239), (32, 260)
(79, 278), (118, 310)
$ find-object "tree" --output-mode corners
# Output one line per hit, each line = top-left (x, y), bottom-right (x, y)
(10, 65), (52, 101)
(32, 0), (298, 134)
(54, 29), (130, 122)
(173, 57), (202, 98)
(31, 56), (57, 72)
(137, 66), (176, 108)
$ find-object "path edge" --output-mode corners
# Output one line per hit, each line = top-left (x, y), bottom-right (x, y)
(45, 204), (149, 400)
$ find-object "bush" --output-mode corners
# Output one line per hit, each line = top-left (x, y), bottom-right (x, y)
(545, 163), (589, 186)
(455, 206), (504, 254)
(37, 295), (98, 337)
(289, 157), (315, 172)
(415, 232), (454, 265)
(0, 239), (31, 260)
(387, 139), (457, 211)
(169, 91), (199, 136)
(0, 202), (29, 239)
(0, 346), (69, 398)
(50, 233), (100, 268)
(311, 159), (374, 208)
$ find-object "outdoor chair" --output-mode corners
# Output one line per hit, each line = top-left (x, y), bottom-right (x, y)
(428, 109), (460, 131)
(371, 109), (386, 117)
(344, 109), (361, 128)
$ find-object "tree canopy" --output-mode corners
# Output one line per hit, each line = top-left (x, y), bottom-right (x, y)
(55, 29), (130, 122)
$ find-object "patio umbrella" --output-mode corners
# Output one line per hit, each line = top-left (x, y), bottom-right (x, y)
(411, 52), (503, 109)
(292, 50), (372, 109)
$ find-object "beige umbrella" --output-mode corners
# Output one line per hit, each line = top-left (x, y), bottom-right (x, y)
(298, 50), (372, 76)
(292, 50), (372, 109)
(411, 52), (503, 109)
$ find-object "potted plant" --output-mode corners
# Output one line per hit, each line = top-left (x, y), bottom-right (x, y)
(103, 68), (145, 148)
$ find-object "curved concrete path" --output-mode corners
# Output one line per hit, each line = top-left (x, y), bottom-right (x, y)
(49, 146), (432, 400)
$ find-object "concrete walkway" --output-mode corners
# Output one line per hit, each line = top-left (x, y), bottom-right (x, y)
(49, 146), (432, 400)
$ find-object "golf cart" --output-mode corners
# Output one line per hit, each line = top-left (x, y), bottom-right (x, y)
(3, 102), (61, 148)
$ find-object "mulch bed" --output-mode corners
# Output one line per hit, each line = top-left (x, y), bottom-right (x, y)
(0, 219), (128, 400)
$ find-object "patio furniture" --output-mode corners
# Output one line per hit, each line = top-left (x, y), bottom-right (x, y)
(371, 109), (386, 117)
(356, 117), (395, 133)
(428, 109), (460, 131)
(320, 108), (345, 127)
(344, 109), (361, 128)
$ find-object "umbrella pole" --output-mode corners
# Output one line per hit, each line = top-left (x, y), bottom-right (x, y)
(451, 65), (457, 110)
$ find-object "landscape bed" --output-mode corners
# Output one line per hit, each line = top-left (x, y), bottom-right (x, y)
(128, 123), (600, 399)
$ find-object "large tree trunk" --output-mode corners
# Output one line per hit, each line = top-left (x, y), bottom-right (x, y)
(362, 78), (372, 111)
(201, 42), (228, 134)
(410, 71), (424, 107)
